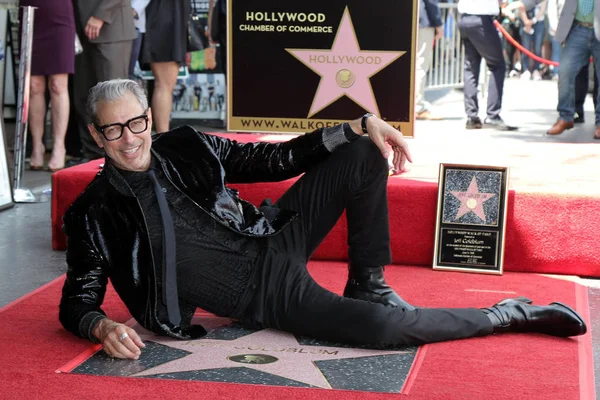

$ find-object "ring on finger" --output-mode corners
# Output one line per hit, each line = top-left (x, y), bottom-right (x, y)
(118, 332), (129, 341)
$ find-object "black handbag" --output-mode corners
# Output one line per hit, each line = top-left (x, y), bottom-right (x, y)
(187, 8), (204, 52)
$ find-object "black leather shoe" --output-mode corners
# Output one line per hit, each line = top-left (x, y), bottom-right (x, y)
(343, 265), (416, 310)
(465, 117), (482, 129)
(482, 298), (587, 337)
(483, 117), (518, 131)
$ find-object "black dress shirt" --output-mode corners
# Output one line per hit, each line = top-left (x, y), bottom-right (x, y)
(120, 156), (264, 321)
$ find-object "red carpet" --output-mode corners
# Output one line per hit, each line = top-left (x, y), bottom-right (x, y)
(51, 134), (600, 277)
(0, 262), (593, 400)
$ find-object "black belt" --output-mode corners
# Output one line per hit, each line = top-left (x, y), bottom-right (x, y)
(574, 20), (594, 28)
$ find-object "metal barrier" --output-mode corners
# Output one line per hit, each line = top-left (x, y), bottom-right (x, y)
(425, 3), (490, 95)
(425, 3), (465, 90)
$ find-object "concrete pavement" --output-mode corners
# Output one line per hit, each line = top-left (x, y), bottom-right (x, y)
(417, 77), (600, 145)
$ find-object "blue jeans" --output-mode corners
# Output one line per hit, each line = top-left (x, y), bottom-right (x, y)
(520, 21), (545, 72)
(558, 25), (600, 123)
(551, 37), (561, 75)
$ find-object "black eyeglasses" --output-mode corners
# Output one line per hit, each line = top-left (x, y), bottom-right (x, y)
(94, 111), (149, 141)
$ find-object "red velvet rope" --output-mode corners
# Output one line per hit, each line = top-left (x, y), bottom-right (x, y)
(493, 20), (560, 67)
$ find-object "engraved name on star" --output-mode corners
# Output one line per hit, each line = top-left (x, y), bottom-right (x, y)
(450, 176), (495, 222)
(133, 327), (410, 388)
(286, 7), (405, 117)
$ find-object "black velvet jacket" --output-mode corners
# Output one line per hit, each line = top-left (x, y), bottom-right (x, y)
(59, 124), (359, 342)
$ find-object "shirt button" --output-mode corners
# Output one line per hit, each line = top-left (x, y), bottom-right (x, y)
(162, 188), (167, 193)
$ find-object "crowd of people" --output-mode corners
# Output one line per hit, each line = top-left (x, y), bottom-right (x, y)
(20, 0), (600, 173)
(20, 0), (226, 171)
(421, 0), (600, 140)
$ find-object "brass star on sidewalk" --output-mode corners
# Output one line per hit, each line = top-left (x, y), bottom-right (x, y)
(134, 327), (410, 388)
(286, 7), (405, 117)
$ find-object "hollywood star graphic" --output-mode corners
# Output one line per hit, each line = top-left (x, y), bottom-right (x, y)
(133, 326), (410, 388)
(450, 176), (496, 222)
(286, 7), (405, 117)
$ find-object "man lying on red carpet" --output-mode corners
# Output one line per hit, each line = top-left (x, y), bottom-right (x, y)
(59, 79), (586, 360)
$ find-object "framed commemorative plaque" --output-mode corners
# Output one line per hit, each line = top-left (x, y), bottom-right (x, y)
(433, 164), (510, 275)
(227, 0), (418, 136)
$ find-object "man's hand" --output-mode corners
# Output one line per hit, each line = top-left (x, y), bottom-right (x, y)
(93, 318), (145, 360)
(434, 26), (444, 41)
(350, 115), (413, 174)
(85, 16), (104, 40)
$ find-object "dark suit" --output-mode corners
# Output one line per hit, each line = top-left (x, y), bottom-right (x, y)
(72, 0), (137, 159)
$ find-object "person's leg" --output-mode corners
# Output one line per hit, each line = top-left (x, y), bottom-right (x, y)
(532, 21), (545, 73)
(590, 37), (600, 129)
(248, 255), (493, 347)
(557, 26), (592, 122)
(28, 75), (47, 169)
(273, 136), (411, 308)
(458, 15), (482, 120)
(474, 17), (506, 120)
(551, 36), (561, 77)
(594, 62), (599, 112)
(415, 27), (435, 114)
(504, 23), (518, 72)
(245, 253), (585, 347)
(218, 13), (227, 82)
(76, 40), (132, 160)
(520, 29), (532, 74)
(47, 74), (69, 171)
(151, 61), (180, 133)
(276, 137), (390, 267)
(73, 40), (102, 160)
(129, 29), (143, 80)
(95, 41), (132, 80)
(574, 62), (589, 120)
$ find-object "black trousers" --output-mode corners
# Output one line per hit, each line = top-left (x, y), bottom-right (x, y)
(459, 15), (506, 120)
(73, 37), (132, 160)
(241, 138), (493, 347)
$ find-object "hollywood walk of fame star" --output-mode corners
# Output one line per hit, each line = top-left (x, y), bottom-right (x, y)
(286, 7), (405, 117)
(450, 176), (496, 222)
(133, 326), (410, 389)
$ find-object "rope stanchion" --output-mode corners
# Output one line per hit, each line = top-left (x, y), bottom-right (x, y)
(494, 20), (559, 67)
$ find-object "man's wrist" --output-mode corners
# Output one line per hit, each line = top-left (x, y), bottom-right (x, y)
(348, 119), (364, 136)
(91, 317), (109, 343)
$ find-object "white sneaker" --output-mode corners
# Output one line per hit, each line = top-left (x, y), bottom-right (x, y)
(521, 70), (531, 80)
(509, 69), (519, 78)
(532, 70), (542, 81)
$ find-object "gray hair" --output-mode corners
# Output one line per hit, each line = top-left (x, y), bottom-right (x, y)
(85, 79), (148, 124)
